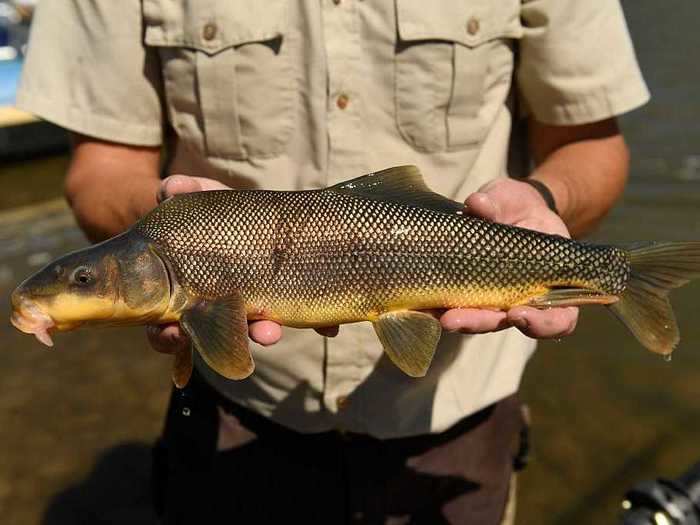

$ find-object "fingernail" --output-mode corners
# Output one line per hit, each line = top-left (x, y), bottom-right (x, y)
(511, 316), (528, 330)
(442, 317), (463, 333)
(168, 332), (184, 345)
(157, 182), (169, 203)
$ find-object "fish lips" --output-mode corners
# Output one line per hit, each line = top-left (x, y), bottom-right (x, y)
(10, 291), (57, 347)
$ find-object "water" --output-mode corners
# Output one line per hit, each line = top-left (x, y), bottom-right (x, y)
(517, 2), (700, 522)
(0, 199), (169, 524)
(1, 1), (700, 523)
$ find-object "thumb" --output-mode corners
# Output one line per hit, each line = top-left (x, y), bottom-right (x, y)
(157, 175), (203, 203)
(464, 192), (502, 222)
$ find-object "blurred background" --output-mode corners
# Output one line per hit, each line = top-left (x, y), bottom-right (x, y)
(0, 0), (699, 523)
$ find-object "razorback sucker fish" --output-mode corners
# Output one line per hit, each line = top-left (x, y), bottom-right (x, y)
(10, 166), (700, 386)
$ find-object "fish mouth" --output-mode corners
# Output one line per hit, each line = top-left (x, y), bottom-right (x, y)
(10, 294), (56, 347)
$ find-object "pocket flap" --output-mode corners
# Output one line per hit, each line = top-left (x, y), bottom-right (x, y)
(396, 0), (521, 47)
(143, 0), (287, 54)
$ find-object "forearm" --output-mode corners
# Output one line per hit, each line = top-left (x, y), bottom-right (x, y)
(64, 135), (162, 243)
(527, 119), (630, 238)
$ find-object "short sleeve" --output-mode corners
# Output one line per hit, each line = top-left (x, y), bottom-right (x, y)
(16, 1), (164, 146)
(517, 0), (650, 125)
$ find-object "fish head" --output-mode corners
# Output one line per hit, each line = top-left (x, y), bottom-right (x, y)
(11, 232), (171, 346)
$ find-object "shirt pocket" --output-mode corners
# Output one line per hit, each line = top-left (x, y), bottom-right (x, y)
(143, 0), (294, 161)
(395, 0), (521, 153)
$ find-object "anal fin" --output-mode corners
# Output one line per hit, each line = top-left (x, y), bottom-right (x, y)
(372, 311), (442, 377)
(527, 288), (619, 308)
(181, 292), (254, 381)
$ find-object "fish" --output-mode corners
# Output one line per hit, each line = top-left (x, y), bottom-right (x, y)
(10, 165), (700, 387)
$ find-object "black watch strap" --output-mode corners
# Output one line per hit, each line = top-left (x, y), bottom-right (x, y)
(522, 178), (558, 215)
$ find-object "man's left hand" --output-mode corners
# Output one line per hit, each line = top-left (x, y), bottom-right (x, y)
(439, 177), (579, 339)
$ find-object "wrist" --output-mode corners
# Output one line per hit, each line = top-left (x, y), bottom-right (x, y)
(520, 178), (559, 215)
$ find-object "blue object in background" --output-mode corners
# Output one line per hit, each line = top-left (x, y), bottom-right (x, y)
(0, 21), (8, 46)
(0, 1), (69, 157)
(0, 0), (27, 107)
(0, 56), (21, 106)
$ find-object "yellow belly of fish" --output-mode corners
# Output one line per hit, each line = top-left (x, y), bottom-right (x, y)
(252, 283), (554, 328)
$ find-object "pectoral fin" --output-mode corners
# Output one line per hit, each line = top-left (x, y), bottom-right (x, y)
(172, 344), (193, 389)
(372, 311), (442, 377)
(180, 292), (254, 380)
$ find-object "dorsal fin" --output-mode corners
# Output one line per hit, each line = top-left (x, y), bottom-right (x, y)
(328, 165), (464, 215)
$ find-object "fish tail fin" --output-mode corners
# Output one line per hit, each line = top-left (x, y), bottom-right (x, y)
(609, 242), (700, 354)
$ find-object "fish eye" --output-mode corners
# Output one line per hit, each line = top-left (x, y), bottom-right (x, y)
(71, 266), (94, 286)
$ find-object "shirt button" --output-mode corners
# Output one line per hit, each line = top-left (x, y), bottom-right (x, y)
(202, 22), (218, 41)
(336, 94), (350, 110)
(466, 17), (480, 36)
(336, 395), (350, 410)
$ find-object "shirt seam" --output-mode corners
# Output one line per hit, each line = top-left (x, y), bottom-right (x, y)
(16, 90), (163, 146)
(529, 81), (651, 126)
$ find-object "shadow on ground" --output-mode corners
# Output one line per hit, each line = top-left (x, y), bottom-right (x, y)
(42, 442), (158, 525)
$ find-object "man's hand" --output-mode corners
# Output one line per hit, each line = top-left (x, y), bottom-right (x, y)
(147, 175), (341, 355)
(439, 177), (579, 339)
(147, 175), (289, 355)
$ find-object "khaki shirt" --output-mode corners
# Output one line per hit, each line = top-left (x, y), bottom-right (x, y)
(18, 0), (648, 438)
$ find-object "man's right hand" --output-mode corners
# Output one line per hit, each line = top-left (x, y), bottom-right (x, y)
(147, 175), (289, 355)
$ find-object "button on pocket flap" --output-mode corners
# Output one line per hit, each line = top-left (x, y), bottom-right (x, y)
(396, 0), (521, 47)
(143, 0), (288, 54)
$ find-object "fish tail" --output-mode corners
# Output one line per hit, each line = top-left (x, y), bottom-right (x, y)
(609, 242), (700, 354)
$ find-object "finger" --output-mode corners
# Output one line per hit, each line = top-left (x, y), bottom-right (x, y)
(440, 308), (510, 334)
(249, 320), (282, 346)
(315, 326), (339, 338)
(516, 213), (570, 238)
(507, 306), (579, 339)
(146, 323), (189, 354)
(158, 175), (203, 202)
(188, 176), (231, 192)
(464, 192), (502, 222)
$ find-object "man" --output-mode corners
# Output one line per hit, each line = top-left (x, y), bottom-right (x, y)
(18, 1), (648, 523)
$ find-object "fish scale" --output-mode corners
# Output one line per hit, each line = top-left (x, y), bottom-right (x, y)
(137, 175), (630, 326)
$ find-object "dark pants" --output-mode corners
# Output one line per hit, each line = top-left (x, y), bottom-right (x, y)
(152, 372), (527, 525)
